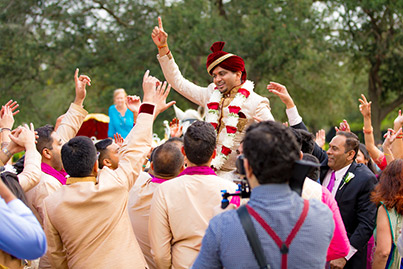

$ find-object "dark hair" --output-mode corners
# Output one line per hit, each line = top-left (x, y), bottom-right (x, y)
(166, 137), (183, 144)
(289, 128), (302, 151)
(1, 172), (28, 205)
(153, 142), (184, 178)
(358, 143), (378, 175)
(371, 159), (403, 214)
(183, 121), (216, 165)
(243, 121), (300, 184)
(35, 124), (55, 154)
(298, 129), (316, 154)
(337, 131), (359, 160)
(13, 155), (25, 175)
(302, 153), (320, 181)
(95, 139), (113, 169)
(61, 136), (97, 177)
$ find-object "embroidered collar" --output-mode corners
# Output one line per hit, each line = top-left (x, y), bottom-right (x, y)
(66, 176), (97, 185)
(178, 166), (217, 176)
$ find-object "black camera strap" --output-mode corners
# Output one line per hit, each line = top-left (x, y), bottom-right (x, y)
(237, 205), (271, 269)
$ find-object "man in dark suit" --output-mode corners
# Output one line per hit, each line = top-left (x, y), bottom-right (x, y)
(268, 82), (377, 269)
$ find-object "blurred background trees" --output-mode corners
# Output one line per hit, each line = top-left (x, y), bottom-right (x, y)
(1, 0), (402, 140)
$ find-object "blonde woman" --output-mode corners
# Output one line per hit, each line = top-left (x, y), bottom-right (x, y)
(108, 89), (134, 139)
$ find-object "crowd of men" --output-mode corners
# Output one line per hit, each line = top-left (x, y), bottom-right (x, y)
(1, 16), (403, 269)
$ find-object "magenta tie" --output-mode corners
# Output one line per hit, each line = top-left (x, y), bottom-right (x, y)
(327, 171), (336, 192)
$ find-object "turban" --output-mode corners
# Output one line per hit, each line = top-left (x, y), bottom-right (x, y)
(206, 41), (247, 82)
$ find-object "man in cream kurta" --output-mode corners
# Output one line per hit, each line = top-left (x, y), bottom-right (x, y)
(42, 72), (166, 269)
(149, 121), (238, 269)
(152, 17), (274, 174)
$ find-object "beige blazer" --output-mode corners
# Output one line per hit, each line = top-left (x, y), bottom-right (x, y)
(25, 102), (87, 226)
(157, 54), (274, 171)
(149, 173), (237, 269)
(42, 111), (153, 269)
(128, 172), (159, 269)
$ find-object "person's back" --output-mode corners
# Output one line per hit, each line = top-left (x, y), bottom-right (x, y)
(149, 121), (237, 269)
(193, 121), (334, 268)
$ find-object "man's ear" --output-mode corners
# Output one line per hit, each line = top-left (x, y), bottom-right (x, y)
(181, 146), (186, 157)
(299, 151), (303, 160)
(92, 161), (98, 176)
(150, 162), (154, 171)
(347, 150), (356, 161)
(42, 148), (52, 160)
(103, 158), (112, 168)
(244, 158), (253, 179)
(212, 148), (217, 159)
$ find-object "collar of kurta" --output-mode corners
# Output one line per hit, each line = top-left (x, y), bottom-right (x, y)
(66, 176), (97, 185)
(178, 166), (217, 177)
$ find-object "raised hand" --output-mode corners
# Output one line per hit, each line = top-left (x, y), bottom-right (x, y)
(335, 119), (351, 133)
(151, 16), (168, 48)
(0, 106), (15, 130)
(142, 70), (158, 103)
(383, 128), (403, 148)
(126, 95), (141, 115)
(315, 129), (326, 148)
(74, 68), (91, 107)
(9, 123), (36, 151)
(154, 81), (176, 117)
(0, 100), (19, 117)
(169, 118), (183, 138)
(394, 110), (403, 128)
(267, 82), (295, 109)
(113, 133), (124, 147)
(359, 94), (371, 118)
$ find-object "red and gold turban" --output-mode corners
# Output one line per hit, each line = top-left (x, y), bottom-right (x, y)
(206, 41), (246, 82)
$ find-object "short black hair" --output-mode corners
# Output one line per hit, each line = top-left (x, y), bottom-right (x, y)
(337, 131), (359, 161)
(183, 121), (216, 166)
(61, 136), (97, 177)
(35, 124), (55, 154)
(302, 153), (320, 181)
(289, 128), (302, 151)
(243, 121), (300, 184)
(95, 139), (113, 169)
(298, 129), (316, 154)
(359, 143), (378, 175)
(153, 142), (184, 178)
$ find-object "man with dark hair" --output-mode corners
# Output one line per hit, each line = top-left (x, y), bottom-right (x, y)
(298, 129), (316, 154)
(128, 141), (184, 269)
(149, 120), (237, 269)
(269, 82), (377, 269)
(151, 17), (274, 174)
(193, 121), (334, 268)
(95, 138), (119, 170)
(25, 69), (90, 229)
(42, 70), (173, 268)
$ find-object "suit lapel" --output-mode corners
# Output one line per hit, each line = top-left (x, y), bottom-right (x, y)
(335, 162), (357, 201)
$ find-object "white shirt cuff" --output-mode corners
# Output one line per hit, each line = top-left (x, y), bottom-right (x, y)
(285, 106), (302, 126)
(345, 245), (358, 260)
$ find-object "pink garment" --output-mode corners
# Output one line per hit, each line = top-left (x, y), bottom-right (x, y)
(178, 166), (216, 176)
(321, 186), (350, 261)
(41, 163), (68, 185)
(375, 154), (387, 171)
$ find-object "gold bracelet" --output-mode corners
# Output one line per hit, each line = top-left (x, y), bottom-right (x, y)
(158, 44), (168, 49)
(2, 147), (12, 158)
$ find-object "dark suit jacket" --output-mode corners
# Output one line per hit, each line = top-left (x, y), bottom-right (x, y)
(292, 121), (377, 268)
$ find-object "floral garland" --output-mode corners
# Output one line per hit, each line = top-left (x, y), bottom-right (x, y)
(206, 81), (253, 170)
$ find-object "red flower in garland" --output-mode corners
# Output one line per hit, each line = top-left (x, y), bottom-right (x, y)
(228, 106), (241, 114)
(207, 102), (219, 110)
(221, 146), (232, 155)
(226, 126), (237, 134)
(238, 88), (250, 98)
(210, 122), (218, 129)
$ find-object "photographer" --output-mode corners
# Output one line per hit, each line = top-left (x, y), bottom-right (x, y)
(192, 121), (334, 268)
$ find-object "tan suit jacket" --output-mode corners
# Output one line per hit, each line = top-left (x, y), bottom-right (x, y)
(43, 110), (153, 269)
(25, 103), (87, 226)
(149, 173), (237, 269)
(157, 54), (274, 171)
(128, 172), (159, 269)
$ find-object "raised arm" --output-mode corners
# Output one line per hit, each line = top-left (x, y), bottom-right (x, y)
(0, 104), (17, 149)
(151, 17), (210, 106)
(359, 94), (385, 169)
(56, 69), (89, 143)
(382, 128), (403, 164)
(391, 110), (403, 159)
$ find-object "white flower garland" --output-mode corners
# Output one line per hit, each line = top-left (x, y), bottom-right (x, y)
(206, 81), (254, 170)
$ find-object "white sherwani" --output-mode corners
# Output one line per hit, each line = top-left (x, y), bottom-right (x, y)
(157, 54), (274, 172)
(149, 173), (237, 269)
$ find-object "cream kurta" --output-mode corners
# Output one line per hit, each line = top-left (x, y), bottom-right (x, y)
(157, 53), (274, 172)
(149, 173), (237, 269)
(42, 110), (153, 269)
(128, 172), (159, 269)
(25, 102), (88, 226)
